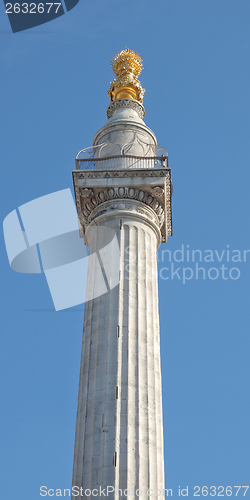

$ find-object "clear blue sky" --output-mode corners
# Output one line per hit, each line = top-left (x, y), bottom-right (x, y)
(1, 1), (250, 498)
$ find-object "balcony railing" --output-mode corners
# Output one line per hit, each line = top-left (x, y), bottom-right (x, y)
(75, 154), (168, 170)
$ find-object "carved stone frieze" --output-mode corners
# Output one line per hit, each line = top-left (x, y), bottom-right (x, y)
(74, 169), (168, 179)
(80, 188), (93, 198)
(79, 186), (165, 229)
(151, 186), (164, 197)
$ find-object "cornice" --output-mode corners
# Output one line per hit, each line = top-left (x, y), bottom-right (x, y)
(73, 168), (169, 179)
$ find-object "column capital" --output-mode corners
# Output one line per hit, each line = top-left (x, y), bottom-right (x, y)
(73, 168), (172, 245)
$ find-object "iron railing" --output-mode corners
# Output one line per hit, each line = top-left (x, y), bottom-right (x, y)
(75, 155), (168, 170)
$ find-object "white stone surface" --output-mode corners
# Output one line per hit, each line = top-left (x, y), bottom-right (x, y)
(71, 204), (165, 499)
(93, 107), (157, 159)
(71, 102), (169, 500)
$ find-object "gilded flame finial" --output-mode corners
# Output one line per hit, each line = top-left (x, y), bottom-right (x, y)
(107, 49), (145, 103)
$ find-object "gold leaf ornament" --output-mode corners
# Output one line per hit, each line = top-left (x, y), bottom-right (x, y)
(108, 49), (145, 103)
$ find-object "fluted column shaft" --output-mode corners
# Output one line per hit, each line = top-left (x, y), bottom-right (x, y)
(72, 201), (165, 499)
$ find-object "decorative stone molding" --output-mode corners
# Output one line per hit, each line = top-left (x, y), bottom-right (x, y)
(73, 168), (172, 244)
(74, 168), (169, 179)
(151, 186), (164, 197)
(80, 186), (164, 227)
(107, 99), (145, 120)
(80, 188), (93, 198)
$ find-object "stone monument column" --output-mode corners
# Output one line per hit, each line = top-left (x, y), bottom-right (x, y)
(71, 50), (172, 499)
